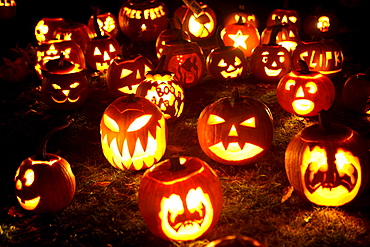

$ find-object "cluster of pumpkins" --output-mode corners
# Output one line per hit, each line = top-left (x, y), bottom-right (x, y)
(10, 0), (370, 244)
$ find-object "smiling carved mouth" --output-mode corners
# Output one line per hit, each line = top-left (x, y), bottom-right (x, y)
(209, 142), (263, 161)
(292, 99), (315, 115)
(264, 67), (282, 77)
(220, 67), (243, 79)
(17, 196), (41, 210)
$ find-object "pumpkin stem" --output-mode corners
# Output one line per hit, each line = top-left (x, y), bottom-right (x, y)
(237, 15), (244, 25)
(267, 25), (282, 46)
(297, 60), (311, 74)
(230, 87), (242, 106)
(155, 55), (166, 72)
(318, 110), (333, 133)
(37, 116), (74, 161)
(92, 5), (102, 38)
(215, 25), (226, 49)
(357, 67), (370, 80)
(58, 52), (65, 67)
(169, 157), (186, 172)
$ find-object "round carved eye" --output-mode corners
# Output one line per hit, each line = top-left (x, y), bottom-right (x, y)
(218, 59), (228, 67)
(285, 79), (296, 90)
(262, 56), (268, 63)
(306, 81), (318, 94)
(127, 114), (152, 132)
(240, 117), (256, 128)
(103, 114), (120, 132)
(207, 114), (225, 125)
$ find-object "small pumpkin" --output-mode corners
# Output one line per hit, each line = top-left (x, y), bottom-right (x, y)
(138, 156), (223, 241)
(197, 88), (274, 166)
(35, 17), (67, 45)
(266, 8), (301, 31)
(136, 55), (185, 123)
(14, 118), (76, 214)
(276, 60), (335, 117)
(206, 26), (248, 81)
(250, 25), (291, 82)
(342, 68), (370, 114)
(285, 111), (370, 206)
(303, 12), (339, 39)
(100, 94), (167, 171)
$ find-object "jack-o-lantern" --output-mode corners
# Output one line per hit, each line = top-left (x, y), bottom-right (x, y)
(138, 156), (223, 241)
(0, 47), (30, 83)
(223, 5), (259, 29)
(285, 112), (370, 206)
(206, 235), (266, 247)
(266, 8), (301, 31)
(14, 118), (76, 214)
(342, 68), (370, 115)
(41, 55), (89, 111)
(88, 6), (119, 38)
(276, 60), (335, 117)
(251, 25), (291, 82)
(53, 21), (94, 51)
(0, 0), (16, 19)
(291, 39), (344, 77)
(161, 35), (205, 88)
(35, 18), (67, 45)
(118, 0), (169, 42)
(100, 94), (167, 171)
(35, 40), (86, 79)
(198, 88), (274, 166)
(107, 54), (154, 97)
(136, 55), (185, 123)
(84, 35), (120, 73)
(303, 13), (339, 39)
(173, 1), (217, 41)
(206, 26), (247, 81)
(220, 16), (260, 58)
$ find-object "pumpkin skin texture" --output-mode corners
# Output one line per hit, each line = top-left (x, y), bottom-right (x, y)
(138, 157), (223, 241)
(53, 21), (94, 51)
(118, 0), (169, 42)
(155, 26), (191, 59)
(100, 94), (167, 171)
(35, 18), (67, 45)
(342, 69), (370, 115)
(276, 60), (335, 117)
(197, 89), (274, 166)
(261, 20), (299, 53)
(285, 121), (370, 207)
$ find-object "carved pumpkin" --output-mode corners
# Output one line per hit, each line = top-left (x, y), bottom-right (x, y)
(41, 55), (89, 111)
(223, 5), (259, 29)
(220, 17), (260, 58)
(35, 40), (86, 79)
(250, 25), (291, 82)
(303, 13), (339, 39)
(14, 118), (76, 214)
(136, 55), (185, 123)
(118, 0), (169, 42)
(138, 156), (223, 241)
(0, 0), (16, 19)
(342, 68), (370, 114)
(197, 88), (274, 166)
(285, 112), (370, 206)
(206, 26), (247, 81)
(0, 47), (30, 83)
(291, 39), (344, 77)
(53, 21), (94, 51)
(35, 18), (67, 44)
(276, 60), (335, 117)
(266, 8), (301, 31)
(206, 235), (266, 247)
(100, 94), (167, 171)
(173, 1), (217, 41)
(161, 35), (205, 88)
(88, 7), (119, 38)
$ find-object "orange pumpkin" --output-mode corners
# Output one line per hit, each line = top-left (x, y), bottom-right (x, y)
(53, 21), (94, 51)
(35, 17), (67, 44)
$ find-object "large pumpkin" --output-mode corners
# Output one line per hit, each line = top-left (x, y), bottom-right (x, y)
(118, 0), (169, 42)
(197, 88), (274, 166)
(285, 112), (370, 206)
(14, 118), (76, 214)
(276, 60), (335, 117)
(100, 94), (167, 171)
(138, 156), (223, 241)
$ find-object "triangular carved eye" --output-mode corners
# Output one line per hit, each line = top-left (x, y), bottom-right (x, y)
(218, 59), (227, 67)
(127, 114), (152, 132)
(103, 114), (119, 132)
(120, 69), (133, 79)
(109, 44), (116, 52)
(207, 114), (225, 125)
(234, 56), (242, 66)
(240, 117), (255, 128)
(94, 47), (102, 55)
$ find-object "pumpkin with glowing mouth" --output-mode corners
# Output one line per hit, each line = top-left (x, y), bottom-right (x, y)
(100, 94), (167, 171)
(277, 60), (335, 117)
(197, 89), (273, 166)
(285, 112), (370, 206)
(139, 156), (223, 241)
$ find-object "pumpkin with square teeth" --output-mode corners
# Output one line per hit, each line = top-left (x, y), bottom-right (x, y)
(197, 88), (273, 166)
(100, 94), (167, 170)
(139, 156), (223, 241)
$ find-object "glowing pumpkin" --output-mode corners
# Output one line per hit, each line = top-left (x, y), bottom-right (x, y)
(35, 17), (67, 44)
(266, 8), (301, 31)
(88, 6), (119, 38)
(223, 5), (259, 28)
(220, 16), (260, 58)
(136, 55), (185, 123)
(118, 0), (169, 42)
(303, 13), (339, 39)
(0, 0), (16, 19)
(100, 94), (167, 171)
(285, 112), (370, 206)
(291, 39), (344, 77)
(276, 60), (335, 117)
(53, 21), (94, 51)
(197, 88), (274, 166)
(138, 156), (223, 241)
(14, 118), (76, 214)
(173, 2), (217, 41)
(342, 68), (370, 115)
(250, 25), (291, 82)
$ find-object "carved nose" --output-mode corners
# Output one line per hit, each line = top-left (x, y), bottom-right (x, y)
(62, 90), (70, 96)
(228, 125), (238, 137)
(295, 86), (304, 97)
